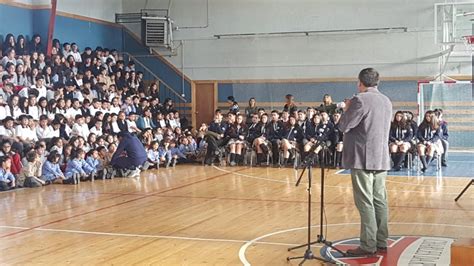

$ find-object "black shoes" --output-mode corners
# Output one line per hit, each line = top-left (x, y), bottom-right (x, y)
(346, 247), (376, 256)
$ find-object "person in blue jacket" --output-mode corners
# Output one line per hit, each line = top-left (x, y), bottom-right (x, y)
(0, 156), (16, 191)
(42, 151), (66, 184)
(64, 149), (88, 184)
(111, 131), (147, 177)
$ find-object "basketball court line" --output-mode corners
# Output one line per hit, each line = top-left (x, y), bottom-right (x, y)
(15, 186), (469, 213)
(0, 224), (300, 247)
(213, 166), (469, 195)
(238, 222), (474, 265)
(153, 194), (473, 212)
(0, 168), (248, 239)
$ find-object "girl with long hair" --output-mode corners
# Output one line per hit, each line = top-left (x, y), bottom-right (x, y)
(417, 110), (443, 172)
(389, 111), (413, 171)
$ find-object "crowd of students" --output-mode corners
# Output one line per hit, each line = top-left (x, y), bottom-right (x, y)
(0, 33), (450, 191)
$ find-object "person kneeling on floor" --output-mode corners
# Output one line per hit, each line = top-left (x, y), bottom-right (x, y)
(111, 131), (147, 178)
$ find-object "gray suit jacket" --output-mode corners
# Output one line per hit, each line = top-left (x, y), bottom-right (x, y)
(339, 87), (392, 171)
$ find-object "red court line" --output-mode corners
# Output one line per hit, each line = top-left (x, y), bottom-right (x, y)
(0, 169), (245, 239)
(152, 194), (474, 212)
(31, 194), (128, 219)
(41, 184), (474, 212)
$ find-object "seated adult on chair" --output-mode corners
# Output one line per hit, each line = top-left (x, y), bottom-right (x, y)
(111, 131), (147, 177)
(204, 112), (229, 165)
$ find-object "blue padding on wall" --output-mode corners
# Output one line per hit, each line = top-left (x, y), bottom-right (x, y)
(0, 4), (34, 41)
(54, 16), (123, 51)
(0, 4), (122, 53)
(218, 81), (418, 103)
(123, 32), (191, 102)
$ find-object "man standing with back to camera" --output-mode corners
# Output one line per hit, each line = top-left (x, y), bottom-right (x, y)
(338, 68), (392, 256)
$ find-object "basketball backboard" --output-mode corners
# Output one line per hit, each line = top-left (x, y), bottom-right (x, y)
(435, 2), (474, 45)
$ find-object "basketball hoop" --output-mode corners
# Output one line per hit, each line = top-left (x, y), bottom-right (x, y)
(463, 35), (474, 54)
(464, 35), (474, 44)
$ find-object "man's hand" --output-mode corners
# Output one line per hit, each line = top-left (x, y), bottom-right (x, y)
(343, 98), (352, 112)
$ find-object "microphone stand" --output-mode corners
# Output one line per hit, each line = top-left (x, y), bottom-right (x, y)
(287, 143), (346, 264)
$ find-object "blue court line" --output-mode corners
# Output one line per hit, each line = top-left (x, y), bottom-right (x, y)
(336, 152), (474, 178)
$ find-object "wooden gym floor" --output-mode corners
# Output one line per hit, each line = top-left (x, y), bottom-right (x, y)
(0, 164), (473, 265)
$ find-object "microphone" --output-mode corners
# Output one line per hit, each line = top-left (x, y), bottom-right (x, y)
(337, 94), (357, 110)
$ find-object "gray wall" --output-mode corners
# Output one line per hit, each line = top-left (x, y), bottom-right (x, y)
(122, 0), (472, 80)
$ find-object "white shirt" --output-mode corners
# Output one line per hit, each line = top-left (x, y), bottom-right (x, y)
(109, 106), (120, 115)
(0, 106), (10, 120)
(63, 50), (72, 59)
(169, 119), (178, 130)
(27, 106), (39, 120)
(90, 126), (103, 137)
(111, 122), (120, 133)
(127, 120), (139, 133)
(30, 85), (47, 99)
(46, 89), (55, 101)
(71, 123), (90, 139)
(36, 125), (53, 140)
(73, 90), (84, 102)
(16, 125), (37, 142)
(46, 126), (60, 139)
(11, 106), (24, 119)
(66, 108), (82, 120)
(0, 125), (15, 138)
(90, 107), (102, 116)
(71, 51), (82, 63)
(158, 119), (167, 128)
(142, 117), (152, 129)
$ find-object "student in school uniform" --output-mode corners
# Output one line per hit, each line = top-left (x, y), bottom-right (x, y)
(280, 116), (304, 166)
(434, 109), (449, 167)
(417, 111), (443, 173)
(0, 140), (22, 176)
(267, 110), (284, 167)
(85, 149), (100, 179)
(146, 141), (161, 169)
(18, 150), (45, 188)
(227, 114), (248, 166)
(203, 111), (230, 166)
(42, 151), (66, 184)
(389, 111), (413, 171)
(331, 111), (344, 168)
(64, 149), (88, 184)
(0, 156), (16, 191)
(251, 113), (270, 165)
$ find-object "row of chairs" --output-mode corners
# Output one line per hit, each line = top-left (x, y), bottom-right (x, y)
(199, 138), (442, 173)
(201, 140), (335, 169)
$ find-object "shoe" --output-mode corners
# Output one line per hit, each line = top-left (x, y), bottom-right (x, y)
(346, 247), (376, 256)
(441, 161), (447, 167)
(230, 161), (236, 166)
(392, 166), (401, 171)
(130, 168), (141, 178)
(377, 246), (388, 253)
